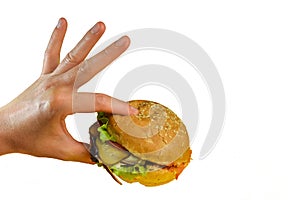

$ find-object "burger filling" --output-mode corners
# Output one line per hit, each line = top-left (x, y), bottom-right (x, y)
(89, 112), (165, 181)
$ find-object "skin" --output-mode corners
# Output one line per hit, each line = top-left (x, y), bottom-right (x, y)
(0, 18), (138, 164)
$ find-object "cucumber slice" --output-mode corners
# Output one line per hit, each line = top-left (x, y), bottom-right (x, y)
(96, 139), (130, 166)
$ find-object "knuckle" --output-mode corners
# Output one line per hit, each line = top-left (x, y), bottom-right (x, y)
(35, 76), (72, 117)
(41, 86), (70, 114)
(96, 93), (105, 104)
(78, 60), (90, 74)
(60, 71), (76, 86)
(45, 89), (61, 111)
(64, 51), (80, 65)
(37, 75), (56, 92)
(96, 93), (109, 109)
(103, 48), (110, 56)
(73, 60), (91, 85)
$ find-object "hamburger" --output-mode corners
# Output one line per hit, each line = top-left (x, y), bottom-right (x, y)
(89, 100), (192, 186)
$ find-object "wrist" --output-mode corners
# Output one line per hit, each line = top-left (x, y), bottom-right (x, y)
(0, 134), (12, 156)
(0, 106), (15, 155)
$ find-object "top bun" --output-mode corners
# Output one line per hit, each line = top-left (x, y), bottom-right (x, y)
(107, 100), (190, 165)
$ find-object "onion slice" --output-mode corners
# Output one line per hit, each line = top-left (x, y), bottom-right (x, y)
(89, 122), (100, 137)
(107, 140), (128, 151)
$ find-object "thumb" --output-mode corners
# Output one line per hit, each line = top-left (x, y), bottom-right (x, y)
(63, 141), (95, 164)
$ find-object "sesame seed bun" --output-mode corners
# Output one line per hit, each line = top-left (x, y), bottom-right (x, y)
(107, 100), (190, 165)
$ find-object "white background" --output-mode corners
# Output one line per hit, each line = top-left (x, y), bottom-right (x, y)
(0, 0), (300, 199)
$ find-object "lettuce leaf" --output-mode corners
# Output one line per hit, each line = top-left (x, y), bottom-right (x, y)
(97, 112), (109, 124)
(97, 123), (117, 143)
(96, 112), (116, 142)
(110, 164), (147, 180)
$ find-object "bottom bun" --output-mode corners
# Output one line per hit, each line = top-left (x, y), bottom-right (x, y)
(116, 148), (192, 186)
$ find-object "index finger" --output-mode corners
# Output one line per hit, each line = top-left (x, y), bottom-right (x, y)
(68, 36), (130, 88)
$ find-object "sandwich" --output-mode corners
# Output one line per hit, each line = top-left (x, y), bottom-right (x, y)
(89, 100), (192, 186)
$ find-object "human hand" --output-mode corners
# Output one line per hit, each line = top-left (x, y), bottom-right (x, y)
(0, 18), (138, 163)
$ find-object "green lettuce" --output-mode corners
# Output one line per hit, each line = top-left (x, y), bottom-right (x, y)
(96, 112), (116, 142)
(97, 112), (108, 124)
(110, 164), (147, 180)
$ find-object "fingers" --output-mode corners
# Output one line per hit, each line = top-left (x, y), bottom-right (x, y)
(69, 36), (130, 88)
(42, 18), (67, 74)
(72, 92), (139, 115)
(54, 21), (106, 74)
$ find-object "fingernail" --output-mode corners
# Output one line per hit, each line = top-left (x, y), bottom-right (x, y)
(91, 23), (100, 34)
(115, 36), (128, 47)
(56, 18), (62, 29)
(129, 106), (139, 115)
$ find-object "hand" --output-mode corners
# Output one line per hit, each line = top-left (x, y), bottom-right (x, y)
(0, 18), (138, 163)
